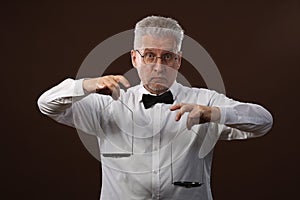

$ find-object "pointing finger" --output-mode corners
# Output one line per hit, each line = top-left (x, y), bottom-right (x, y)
(169, 103), (182, 111)
(114, 75), (130, 88)
(175, 104), (193, 121)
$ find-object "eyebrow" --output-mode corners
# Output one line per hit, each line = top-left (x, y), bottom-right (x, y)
(143, 48), (174, 53)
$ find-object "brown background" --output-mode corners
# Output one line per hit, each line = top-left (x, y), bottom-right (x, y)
(1, 1), (300, 199)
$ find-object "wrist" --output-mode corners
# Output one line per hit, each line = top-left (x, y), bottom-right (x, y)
(210, 106), (221, 123)
(83, 78), (97, 94)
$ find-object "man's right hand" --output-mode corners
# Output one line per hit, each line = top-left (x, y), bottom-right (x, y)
(83, 75), (130, 100)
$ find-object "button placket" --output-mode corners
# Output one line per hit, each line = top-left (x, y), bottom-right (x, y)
(151, 104), (161, 199)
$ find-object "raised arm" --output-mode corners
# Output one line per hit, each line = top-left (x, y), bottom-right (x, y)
(209, 91), (273, 139)
(170, 90), (273, 140)
(37, 75), (130, 133)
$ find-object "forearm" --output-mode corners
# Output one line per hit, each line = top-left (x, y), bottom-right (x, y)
(37, 78), (86, 118)
(209, 92), (273, 138)
(37, 76), (128, 134)
(218, 103), (273, 135)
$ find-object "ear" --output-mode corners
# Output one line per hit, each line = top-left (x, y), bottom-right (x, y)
(131, 50), (137, 68)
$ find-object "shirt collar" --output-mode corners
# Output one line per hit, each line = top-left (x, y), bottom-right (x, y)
(137, 81), (180, 103)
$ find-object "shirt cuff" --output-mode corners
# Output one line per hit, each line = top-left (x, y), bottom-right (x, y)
(218, 106), (239, 125)
(74, 79), (86, 96)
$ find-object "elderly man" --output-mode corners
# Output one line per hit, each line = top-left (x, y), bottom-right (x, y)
(38, 15), (273, 200)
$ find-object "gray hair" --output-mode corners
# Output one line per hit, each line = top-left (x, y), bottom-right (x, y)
(134, 16), (184, 52)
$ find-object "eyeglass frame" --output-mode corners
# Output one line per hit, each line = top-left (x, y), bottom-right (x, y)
(135, 49), (181, 67)
(170, 135), (204, 188)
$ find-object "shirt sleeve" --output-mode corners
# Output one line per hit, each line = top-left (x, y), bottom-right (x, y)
(37, 78), (101, 135)
(208, 91), (273, 140)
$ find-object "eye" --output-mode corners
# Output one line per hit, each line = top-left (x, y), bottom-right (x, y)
(144, 52), (155, 59)
(162, 53), (173, 60)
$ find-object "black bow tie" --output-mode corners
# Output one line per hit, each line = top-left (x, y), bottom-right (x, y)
(142, 91), (174, 109)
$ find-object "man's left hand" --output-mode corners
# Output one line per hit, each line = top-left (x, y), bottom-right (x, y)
(170, 103), (221, 130)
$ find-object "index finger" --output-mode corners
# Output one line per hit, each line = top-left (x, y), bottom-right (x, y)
(174, 104), (194, 121)
(114, 75), (130, 88)
(170, 103), (184, 111)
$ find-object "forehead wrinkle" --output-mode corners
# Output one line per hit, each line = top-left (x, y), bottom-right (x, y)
(140, 35), (176, 52)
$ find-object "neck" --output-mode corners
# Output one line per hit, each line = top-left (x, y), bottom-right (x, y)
(143, 84), (168, 95)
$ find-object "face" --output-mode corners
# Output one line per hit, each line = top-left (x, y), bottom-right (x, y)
(131, 35), (182, 94)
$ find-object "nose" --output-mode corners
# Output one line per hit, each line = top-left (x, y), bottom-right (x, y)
(153, 58), (165, 72)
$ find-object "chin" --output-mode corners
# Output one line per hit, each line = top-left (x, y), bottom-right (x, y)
(148, 83), (169, 93)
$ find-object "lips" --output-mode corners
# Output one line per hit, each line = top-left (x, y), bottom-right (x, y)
(151, 77), (167, 81)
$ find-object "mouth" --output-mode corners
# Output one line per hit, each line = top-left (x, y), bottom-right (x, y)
(150, 77), (167, 82)
(148, 78), (168, 90)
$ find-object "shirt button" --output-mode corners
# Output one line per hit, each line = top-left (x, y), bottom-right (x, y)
(152, 170), (158, 174)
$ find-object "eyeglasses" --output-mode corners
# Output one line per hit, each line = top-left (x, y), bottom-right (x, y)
(170, 141), (204, 188)
(100, 99), (134, 158)
(135, 50), (179, 66)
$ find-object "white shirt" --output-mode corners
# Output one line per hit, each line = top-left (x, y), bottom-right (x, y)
(37, 78), (273, 200)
